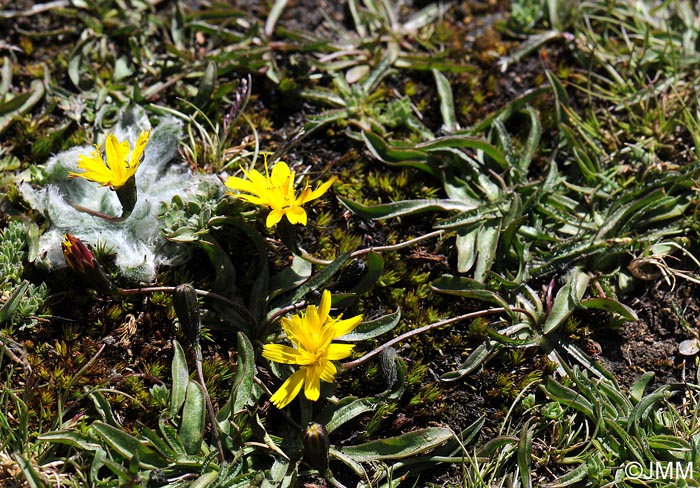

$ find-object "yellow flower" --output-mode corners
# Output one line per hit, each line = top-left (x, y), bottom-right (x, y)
(69, 130), (151, 190)
(262, 290), (362, 408)
(224, 158), (336, 227)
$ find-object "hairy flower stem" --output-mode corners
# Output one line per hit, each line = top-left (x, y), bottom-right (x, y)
(298, 230), (445, 265)
(193, 343), (225, 463)
(67, 202), (131, 222)
(341, 307), (536, 370)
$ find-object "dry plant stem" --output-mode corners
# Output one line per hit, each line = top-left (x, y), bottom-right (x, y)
(299, 230), (445, 265)
(341, 307), (535, 370)
(193, 344), (225, 463)
(0, 335), (30, 374)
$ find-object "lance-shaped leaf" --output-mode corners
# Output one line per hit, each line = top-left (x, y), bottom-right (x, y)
(339, 196), (477, 220)
(339, 427), (454, 462)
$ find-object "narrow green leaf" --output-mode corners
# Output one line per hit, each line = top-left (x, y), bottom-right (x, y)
(629, 385), (674, 435)
(0, 56), (11, 99)
(322, 397), (377, 434)
(25, 222), (39, 263)
(474, 221), (500, 282)
(170, 340), (189, 417)
(89, 391), (118, 427)
(37, 431), (101, 451)
(160, 416), (187, 456)
(340, 427), (453, 461)
(0, 80), (43, 134)
(475, 435), (518, 458)
(542, 269), (589, 335)
(232, 332), (256, 412)
(170, 3), (185, 49)
(419, 134), (507, 169)
(0, 92), (31, 116)
(518, 106), (541, 175)
(517, 424), (533, 488)
(361, 131), (431, 169)
(433, 69), (456, 132)
(455, 228), (477, 273)
(0, 281), (28, 324)
(540, 377), (595, 418)
(581, 297), (638, 321)
(339, 195), (476, 220)
(647, 435), (692, 452)
(194, 61), (217, 108)
(544, 462), (588, 487)
(431, 275), (511, 310)
(329, 448), (367, 477)
(435, 203), (502, 229)
(179, 380), (206, 455)
(268, 255), (312, 301)
(289, 252), (351, 304)
(349, 252), (383, 295)
(337, 308), (401, 341)
(190, 471), (220, 488)
(91, 422), (167, 468)
(630, 372), (655, 404)
(441, 340), (503, 381)
(137, 423), (177, 461)
(198, 234), (237, 299)
(13, 453), (43, 488)
(264, 0), (290, 37)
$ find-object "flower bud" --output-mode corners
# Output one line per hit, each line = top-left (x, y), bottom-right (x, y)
(173, 284), (201, 346)
(62, 234), (117, 295)
(303, 422), (330, 474)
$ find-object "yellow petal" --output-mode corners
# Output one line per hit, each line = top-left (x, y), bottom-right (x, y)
(319, 360), (337, 383)
(262, 344), (303, 364)
(230, 193), (266, 206)
(105, 134), (130, 183)
(298, 176), (337, 204)
(331, 314), (363, 338)
(282, 315), (314, 352)
(266, 209), (285, 227)
(326, 343), (355, 361)
(284, 206), (307, 225)
(70, 149), (111, 182)
(303, 365), (321, 401)
(270, 161), (292, 186)
(224, 175), (260, 195)
(129, 129), (150, 168)
(270, 369), (305, 408)
(318, 290), (331, 324)
(246, 168), (272, 189)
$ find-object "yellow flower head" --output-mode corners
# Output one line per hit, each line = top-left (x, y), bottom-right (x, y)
(224, 156), (336, 227)
(68, 130), (151, 190)
(262, 290), (362, 408)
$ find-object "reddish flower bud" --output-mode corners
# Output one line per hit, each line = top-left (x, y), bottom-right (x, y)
(61, 234), (116, 294)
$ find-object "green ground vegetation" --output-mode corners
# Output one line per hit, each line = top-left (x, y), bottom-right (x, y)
(3, 0), (700, 486)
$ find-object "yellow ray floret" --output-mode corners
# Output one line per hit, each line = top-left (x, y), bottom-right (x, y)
(262, 290), (362, 408)
(69, 130), (151, 190)
(225, 159), (336, 227)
